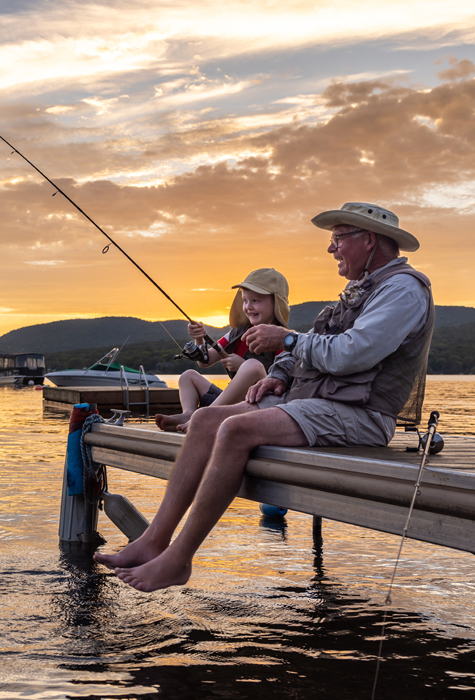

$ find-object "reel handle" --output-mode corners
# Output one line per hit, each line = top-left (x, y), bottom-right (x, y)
(428, 411), (439, 429)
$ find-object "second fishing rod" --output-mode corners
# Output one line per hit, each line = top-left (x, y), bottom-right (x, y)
(1, 135), (231, 376)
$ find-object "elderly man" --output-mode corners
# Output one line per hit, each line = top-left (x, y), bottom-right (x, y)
(95, 202), (434, 592)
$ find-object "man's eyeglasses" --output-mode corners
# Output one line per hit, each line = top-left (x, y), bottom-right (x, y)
(329, 228), (368, 249)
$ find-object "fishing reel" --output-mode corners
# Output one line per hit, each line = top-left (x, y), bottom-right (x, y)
(173, 340), (210, 364)
(404, 411), (444, 454)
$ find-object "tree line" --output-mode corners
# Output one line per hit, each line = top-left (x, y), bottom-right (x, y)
(44, 322), (475, 376)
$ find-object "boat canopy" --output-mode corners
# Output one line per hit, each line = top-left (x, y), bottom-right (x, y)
(0, 353), (45, 370)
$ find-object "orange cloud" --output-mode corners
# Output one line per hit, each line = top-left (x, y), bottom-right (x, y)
(1, 67), (475, 336)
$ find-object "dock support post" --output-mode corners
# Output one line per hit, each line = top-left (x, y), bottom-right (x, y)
(58, 403), (104, 545)
(59, 455), (103, 543)
(312, 515), (323, 548)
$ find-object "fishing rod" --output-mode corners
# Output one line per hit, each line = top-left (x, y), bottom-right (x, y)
(0, 135), (231, 371)
(371, 410), (440, 700)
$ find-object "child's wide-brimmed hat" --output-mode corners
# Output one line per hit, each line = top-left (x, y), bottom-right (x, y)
(312, 201), (420, 252)
(229, 268), (290, 328)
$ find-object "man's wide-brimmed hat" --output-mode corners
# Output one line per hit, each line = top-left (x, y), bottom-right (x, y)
(311, 202), (419, 252)
(229, 268), (290, 328)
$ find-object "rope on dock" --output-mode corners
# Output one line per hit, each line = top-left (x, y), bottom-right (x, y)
(80, 414), (107, 504)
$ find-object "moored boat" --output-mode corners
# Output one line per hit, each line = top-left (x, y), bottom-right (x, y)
(45, 348), (167, 388)
(0, 353), (45, 385)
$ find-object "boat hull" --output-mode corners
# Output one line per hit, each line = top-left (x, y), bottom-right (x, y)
(0, 375), (19, 385)
(45, 370), (167, 388)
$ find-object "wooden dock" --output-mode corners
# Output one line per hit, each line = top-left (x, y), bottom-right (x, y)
(43, 385), (181, 417)
(83, 423), (475, 554)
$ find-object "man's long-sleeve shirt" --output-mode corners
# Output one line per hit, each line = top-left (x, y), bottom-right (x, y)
(268, 258), (431, 385)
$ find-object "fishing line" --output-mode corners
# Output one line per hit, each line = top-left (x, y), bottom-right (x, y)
(371, 411), (440, 700)
(1, 135), (229, 362)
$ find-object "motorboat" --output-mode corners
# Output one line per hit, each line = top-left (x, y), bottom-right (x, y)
(45, 348), (167, 388)
(0, 353), (45, 385)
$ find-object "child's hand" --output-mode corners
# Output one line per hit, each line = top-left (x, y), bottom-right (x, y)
(188, 322), (205, 342)
(220, 354), (245, 373)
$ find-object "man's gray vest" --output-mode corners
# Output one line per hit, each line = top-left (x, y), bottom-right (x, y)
(289, 259), (435, 425)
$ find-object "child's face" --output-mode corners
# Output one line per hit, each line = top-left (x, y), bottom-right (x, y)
(241, 288), (275, 326)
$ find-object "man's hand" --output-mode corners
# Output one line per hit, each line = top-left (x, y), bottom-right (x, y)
(246, 377), (287, 403)
(242, 324), (288, 354)
(220, 354), (245, 373)
(188, 321), (205, 343)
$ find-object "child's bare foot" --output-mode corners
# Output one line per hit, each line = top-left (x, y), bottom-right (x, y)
(154, 411), (194, 432)
(94, 531), (165, 570)
(115, 547), (192, 592)
(176, 420), (191, 433)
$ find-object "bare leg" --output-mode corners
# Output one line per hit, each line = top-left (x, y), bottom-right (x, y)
(176, 360), (266, 432)
(115, 407), (308, 591)
(94, 401), (256, 570)
(213, 359), (266, 406)
(155, 370), (212, 431)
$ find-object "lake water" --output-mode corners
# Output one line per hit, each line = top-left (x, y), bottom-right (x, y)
(1, 376), (475, 699)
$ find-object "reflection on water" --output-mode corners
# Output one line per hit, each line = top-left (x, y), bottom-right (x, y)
(0, 379), (475, 698)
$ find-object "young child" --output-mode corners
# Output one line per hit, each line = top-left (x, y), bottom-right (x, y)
(155, 268), (290, 432)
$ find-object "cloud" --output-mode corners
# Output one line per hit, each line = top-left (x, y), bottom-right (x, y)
(2, 1), (475, 99)
(26, 260), (66, 265)
(3, 75), (475, 250)
(437, 55), (475, 81)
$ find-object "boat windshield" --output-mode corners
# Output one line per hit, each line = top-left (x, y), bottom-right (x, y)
(90, 362), (141, 374)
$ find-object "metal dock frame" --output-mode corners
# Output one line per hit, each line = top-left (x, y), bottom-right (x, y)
(120, 366), (150, 419)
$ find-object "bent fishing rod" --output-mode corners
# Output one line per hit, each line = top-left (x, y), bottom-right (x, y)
(1, 135), (230, 370)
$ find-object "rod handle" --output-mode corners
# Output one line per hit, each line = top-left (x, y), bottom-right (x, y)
(204, 333), (229, 358)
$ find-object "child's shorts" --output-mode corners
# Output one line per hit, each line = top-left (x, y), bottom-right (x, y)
(199, 383), (223, 407)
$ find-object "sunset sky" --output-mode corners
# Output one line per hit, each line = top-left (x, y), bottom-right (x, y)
(1, 0), (475, 337)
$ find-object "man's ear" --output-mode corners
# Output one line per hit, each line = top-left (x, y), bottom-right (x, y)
(366, 231), (377, 250)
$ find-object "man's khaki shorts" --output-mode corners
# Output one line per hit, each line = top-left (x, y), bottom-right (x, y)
(257, 392), (395, 447)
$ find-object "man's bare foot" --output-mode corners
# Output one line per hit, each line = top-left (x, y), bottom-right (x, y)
(94, 531), (165, 570)
(176, 420), (190, 433)
(115, 547), (192, 592)
(154, 410), (194, 432)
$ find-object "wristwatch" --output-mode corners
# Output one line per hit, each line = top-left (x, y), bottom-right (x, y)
(283, 332), (298, 353)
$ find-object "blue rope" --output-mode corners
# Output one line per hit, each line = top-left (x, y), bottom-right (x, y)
(80, 414), (107, 503)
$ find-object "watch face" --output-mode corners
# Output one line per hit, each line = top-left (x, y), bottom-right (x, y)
(284, 333), (296, 350)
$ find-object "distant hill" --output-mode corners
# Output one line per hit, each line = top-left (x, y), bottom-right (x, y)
(0, 304), (336, 354)
(288, 301), (334, 330)
(0, 317), (222, 354)
(427, 321), (475, 374)
(432, 306), (475, 329)
(1, 302), (475, 355)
